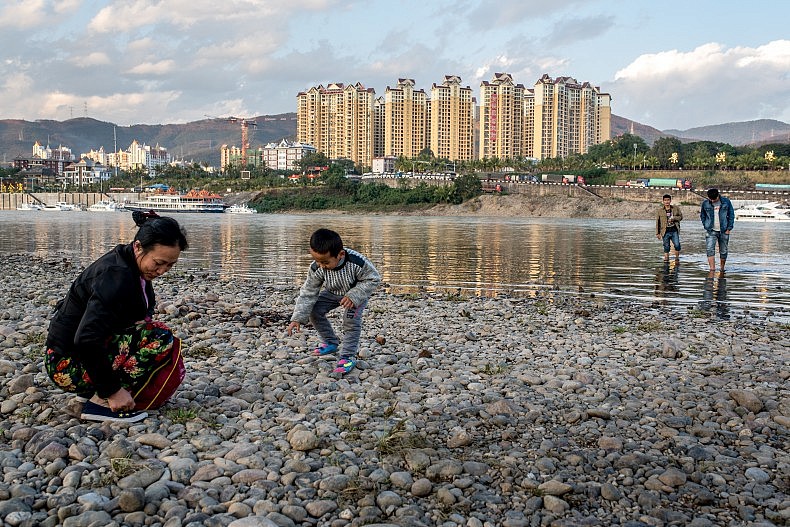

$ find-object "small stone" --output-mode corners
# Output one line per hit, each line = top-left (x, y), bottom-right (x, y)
(227, 517), (280, 527)
(601, 483), (622, 501)
(587, 407), (611, 419)
(658, 467), (687, 487)
(118, 488), (146, 512)
(136, 433), (172, 449)
(288, 429), (319, 451)
(8, 374), (34, 395)
(729, 389), (763, 413)
(597, 436), (623, 450)
(744, 467), (770, 483)
(411, 478), (432, 497)
(305, 500), (337, 518)
(542, 495), (569, 513)
(446, 426), (473, 448)
(538, 480), (573, 496)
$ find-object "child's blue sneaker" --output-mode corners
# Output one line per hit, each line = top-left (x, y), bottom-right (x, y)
(313, 343), (338, 356)
(333, 358), (357, 374)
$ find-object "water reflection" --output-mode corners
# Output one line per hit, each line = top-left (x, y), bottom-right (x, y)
(1, 212), (788, 319)
(654, 260), (680, 304)
(699, 271), (730, 320)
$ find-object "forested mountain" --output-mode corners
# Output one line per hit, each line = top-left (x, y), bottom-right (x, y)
(0, 114), (297, 167)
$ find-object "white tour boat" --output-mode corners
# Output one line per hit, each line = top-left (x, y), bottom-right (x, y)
(88, 200), (125, 212)
(126, 189), (226, 213)
(16, 203), (42, 211)
(225, 203), (257, 214)
(41, 201), (80, 211)
(734, 202), (790, 222)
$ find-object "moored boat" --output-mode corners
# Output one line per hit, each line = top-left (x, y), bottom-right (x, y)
(88, 200), (125, 212)
(126, 189), (226, 213)
(41, 201), (80, 211)
(734, 202), (790, 222)
(16, 203), (42, 211)
(225, 203), (257, 214)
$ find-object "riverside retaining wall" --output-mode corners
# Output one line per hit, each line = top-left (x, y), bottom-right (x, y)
(0, 192), (140, 210)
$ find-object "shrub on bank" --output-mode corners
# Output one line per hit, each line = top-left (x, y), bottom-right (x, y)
(252, 175), (482, 212)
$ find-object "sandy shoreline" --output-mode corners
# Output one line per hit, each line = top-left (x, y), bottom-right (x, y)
(0, 254), (788, 527)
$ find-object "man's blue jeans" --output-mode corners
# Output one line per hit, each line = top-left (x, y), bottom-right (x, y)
(662, 231), (681, 254)
(705, 230), (729, 259)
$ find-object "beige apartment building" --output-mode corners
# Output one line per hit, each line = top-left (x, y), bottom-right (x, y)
(430, 76), (475, 162)
(383, 79), (428, 159)
(526, 74), (611, 159)
(373, 97), (385, 158)
(479, 73), (526, 160)
(296, 82), (375, 167)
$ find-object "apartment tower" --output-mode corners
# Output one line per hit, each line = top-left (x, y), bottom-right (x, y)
(381, 79), (428, 159)
(479, 73), (526, 160)
(296, 82), (376, 167)
(430, 75), (475, 162)
(373, 97), (385, 158)
(527, 74), (611, 159)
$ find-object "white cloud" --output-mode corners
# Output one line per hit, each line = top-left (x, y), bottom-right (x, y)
(610, 40), (790, 129)
(0, 0), (47, 29)
(127, 60), (176, 75)
(75, 52), (112, 67)
(54, 0), (82, 14)
(87, 0), (326, 33)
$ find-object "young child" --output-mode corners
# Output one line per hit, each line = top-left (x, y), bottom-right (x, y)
(287, 228), (381, 374)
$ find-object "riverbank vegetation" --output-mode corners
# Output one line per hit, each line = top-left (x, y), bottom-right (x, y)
(251, 171), (483, 212)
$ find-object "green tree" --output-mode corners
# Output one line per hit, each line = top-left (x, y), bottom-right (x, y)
(651, 137), (683, 168)
(296, 152), (330, 173)
(451, 174), (482, 203)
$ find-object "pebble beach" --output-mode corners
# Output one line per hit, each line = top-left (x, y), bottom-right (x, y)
(1, 254), (788, 527)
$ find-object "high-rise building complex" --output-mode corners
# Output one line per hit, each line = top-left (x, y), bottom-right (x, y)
(296, 73), (611, 168)
(296, 82), (375, 167)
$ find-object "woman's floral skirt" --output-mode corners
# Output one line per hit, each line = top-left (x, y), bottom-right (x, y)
(45, 320), (175, 395)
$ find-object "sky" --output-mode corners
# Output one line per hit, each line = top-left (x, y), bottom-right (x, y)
(1, 0), (788, 132)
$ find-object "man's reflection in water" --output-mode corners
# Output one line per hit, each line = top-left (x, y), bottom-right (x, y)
(700, 271), (730, 320)
(654, 260), (679, 304)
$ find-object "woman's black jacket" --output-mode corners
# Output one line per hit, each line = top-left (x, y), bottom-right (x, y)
(46, 243), (155, 398)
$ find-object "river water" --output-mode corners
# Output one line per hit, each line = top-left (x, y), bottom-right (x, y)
(1, 211), (789, 321)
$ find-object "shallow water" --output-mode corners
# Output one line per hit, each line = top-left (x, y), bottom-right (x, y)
(1, 211), (789, 321)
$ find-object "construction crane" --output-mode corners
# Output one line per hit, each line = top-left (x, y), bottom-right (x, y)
(205, 114), (257, 167)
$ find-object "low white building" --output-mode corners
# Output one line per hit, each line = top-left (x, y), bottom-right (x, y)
(372, 156), (397, 174)
(62, 158), (112, 187)
(262, 139), (316, 171)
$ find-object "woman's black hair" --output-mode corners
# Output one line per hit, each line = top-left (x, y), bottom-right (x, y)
(310, 228), (343, 256)
(132, 210), (189, 251)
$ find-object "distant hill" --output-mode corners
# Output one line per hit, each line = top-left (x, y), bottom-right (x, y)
(1, 114), (787, 167)
(610, 115), (669, 145)
(663, 119), (790, 146)
(0, 114), (298, 167)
